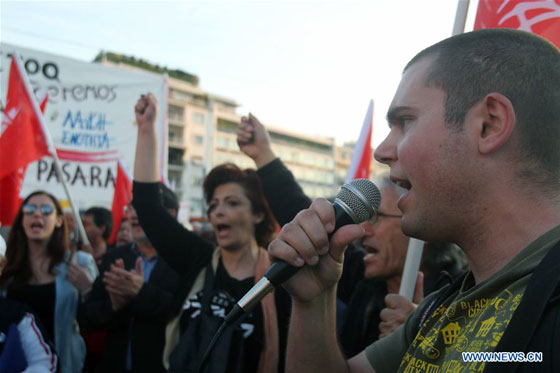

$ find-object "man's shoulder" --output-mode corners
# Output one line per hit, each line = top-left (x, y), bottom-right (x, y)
(106, 243), (134, 257)
(98, 244), (136, 269)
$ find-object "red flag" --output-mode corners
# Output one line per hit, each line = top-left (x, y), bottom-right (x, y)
(108, 161), (133, 245)
(474, 0), (560, 48)
(0, 56), (51, 225)
(346, 100), (374, 182)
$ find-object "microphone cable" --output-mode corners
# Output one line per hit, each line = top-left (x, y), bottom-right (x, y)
(196, 304), (244, 373)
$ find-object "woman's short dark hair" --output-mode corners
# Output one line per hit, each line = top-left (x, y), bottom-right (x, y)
(0, 191), (69, 290)
(203, 163), (277, 248)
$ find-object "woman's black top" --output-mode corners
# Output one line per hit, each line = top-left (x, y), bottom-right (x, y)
(8, 281), (56, 343)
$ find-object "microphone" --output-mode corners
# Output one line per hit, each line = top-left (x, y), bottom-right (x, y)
(224, 178), (382, 324)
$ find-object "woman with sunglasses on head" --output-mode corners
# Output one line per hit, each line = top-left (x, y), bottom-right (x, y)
(132, 94), (290, 373)
(0, 191), (98, 373)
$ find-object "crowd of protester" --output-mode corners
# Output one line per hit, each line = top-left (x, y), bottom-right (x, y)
(1, 27), (558, 373)
(0, 100), (467, 372)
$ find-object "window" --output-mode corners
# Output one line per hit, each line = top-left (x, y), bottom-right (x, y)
(170, 89), (192, 101)
(216, 136), (229, 150)
(192, 112), (205, 124)
(192, 176), (203, 186)
(168, 148), (184, 166)
(193, 135), (204, 145)
(168, 104), (185, 121)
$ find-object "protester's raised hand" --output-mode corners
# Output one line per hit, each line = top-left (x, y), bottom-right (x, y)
(134, 93), (158, 133)
(268, 198), (365, 303)
(379, 272), (424, 338)
(134, 93), (160, 181)
(237, 113), (276, 168)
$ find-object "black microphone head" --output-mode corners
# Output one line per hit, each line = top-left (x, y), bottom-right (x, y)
(334, 179), (381, 223)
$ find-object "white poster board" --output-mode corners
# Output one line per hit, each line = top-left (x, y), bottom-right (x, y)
(1, 43), (168, 209)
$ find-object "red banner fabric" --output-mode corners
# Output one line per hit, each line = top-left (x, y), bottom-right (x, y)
(0, 58), (50, 225)
(108, 161), (132, 245)
(474, 0), (560, 48)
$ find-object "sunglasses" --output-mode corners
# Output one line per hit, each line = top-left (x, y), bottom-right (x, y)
(22, 203), (55, 216)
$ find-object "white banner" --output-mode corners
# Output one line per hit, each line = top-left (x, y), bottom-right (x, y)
(1, 43), (168, 209)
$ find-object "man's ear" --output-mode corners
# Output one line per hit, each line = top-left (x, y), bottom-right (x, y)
(476, 93), (516, 155)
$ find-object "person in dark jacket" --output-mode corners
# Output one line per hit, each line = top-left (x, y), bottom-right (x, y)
(79, 190), (180, 373)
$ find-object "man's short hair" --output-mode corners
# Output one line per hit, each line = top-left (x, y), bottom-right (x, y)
(406, 29), (560, 190)
(84, 206), (113, 241)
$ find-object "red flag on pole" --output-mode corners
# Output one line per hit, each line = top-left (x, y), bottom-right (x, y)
(474, 0), (560, 48)
(108, 161), (133, 245)
(346, 100), (374, 182)
(0, 56), (51, 225)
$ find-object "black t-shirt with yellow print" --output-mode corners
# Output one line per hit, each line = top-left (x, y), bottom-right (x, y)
(366, 224), (560, 373)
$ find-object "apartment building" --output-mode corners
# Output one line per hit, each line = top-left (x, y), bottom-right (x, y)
(97, 52), (377, 224)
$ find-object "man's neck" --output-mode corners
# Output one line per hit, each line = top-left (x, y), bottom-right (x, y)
(91, 239), (107, 257)
(458, 190), (560, 284)
(385, 275), (402, 294)
(136, 242), (157, 259)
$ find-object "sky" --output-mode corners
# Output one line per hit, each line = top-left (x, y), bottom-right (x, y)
(1, 0), (479, 148)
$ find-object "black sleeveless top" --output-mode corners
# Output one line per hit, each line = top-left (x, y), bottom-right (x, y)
(8, 281), (56, 343)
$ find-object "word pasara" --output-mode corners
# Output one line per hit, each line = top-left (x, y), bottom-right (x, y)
(37, 159), (116, 188)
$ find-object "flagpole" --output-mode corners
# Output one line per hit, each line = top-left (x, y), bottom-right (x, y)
(399, 238), (424, 300)
(452, 0), (471, 36)
(12, 53), (90, 248)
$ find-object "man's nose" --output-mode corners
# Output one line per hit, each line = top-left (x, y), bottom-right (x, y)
(374, 130), (398, 165)
(361, 221), (377, 236)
